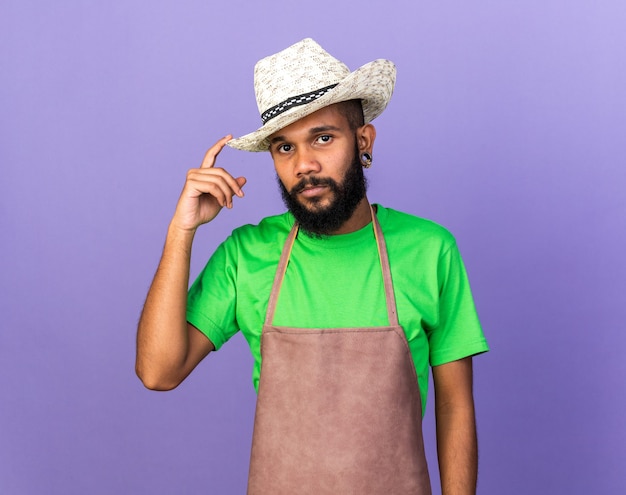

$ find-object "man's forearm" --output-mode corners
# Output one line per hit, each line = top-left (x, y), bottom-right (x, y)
(432, 357), (478, 495)
(135, 223), (196, 390)
(435, 400), (478, 495)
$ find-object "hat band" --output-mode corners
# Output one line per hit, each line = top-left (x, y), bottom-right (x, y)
(261, 83), (338, 125)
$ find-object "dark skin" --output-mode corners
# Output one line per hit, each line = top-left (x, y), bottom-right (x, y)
(136, 103), (478, 494)
(268, 105), (375, 235)
(434, 356), (478, 495)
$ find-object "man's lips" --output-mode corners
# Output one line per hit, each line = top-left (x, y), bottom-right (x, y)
(292, 178), (333, 196)
(298, 185), (328, 198)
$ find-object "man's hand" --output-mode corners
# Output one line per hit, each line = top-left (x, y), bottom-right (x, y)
(171, 135), (247, 232)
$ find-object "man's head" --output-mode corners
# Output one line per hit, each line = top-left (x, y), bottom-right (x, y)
(268, 101), (375, 236)
(227, 38), (395, 152)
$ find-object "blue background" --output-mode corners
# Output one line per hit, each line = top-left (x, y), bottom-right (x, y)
(2, 1), (625, 493)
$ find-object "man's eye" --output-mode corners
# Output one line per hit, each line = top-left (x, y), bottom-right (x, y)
(316, 135), (332, 143)
(278, 144), (292, 153)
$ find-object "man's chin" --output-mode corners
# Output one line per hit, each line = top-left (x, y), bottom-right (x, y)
(295, 195), (333, 212)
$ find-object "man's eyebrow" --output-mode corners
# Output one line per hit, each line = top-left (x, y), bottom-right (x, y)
(269, 125), (342, 145)
(269, 134), (286, 144)
(309, 125), (341, 134)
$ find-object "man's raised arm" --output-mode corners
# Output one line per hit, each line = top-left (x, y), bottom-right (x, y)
(135, 135), (246, 390)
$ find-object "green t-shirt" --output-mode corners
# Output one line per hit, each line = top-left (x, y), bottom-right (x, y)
(187, 205), (488, 413)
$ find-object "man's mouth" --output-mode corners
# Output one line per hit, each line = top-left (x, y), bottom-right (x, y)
(299, 185), (328, 198)
(293, 178), (332, 195)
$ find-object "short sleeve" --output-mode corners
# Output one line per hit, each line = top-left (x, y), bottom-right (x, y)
(186, 238), (240, 350)
(428, 242), (489, 366)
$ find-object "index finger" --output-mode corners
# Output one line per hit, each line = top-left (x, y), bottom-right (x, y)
(200, 134), (233, 169)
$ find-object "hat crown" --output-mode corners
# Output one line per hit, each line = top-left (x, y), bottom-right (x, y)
(253, 38), (350, 116)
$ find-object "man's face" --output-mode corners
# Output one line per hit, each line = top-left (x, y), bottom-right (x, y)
(269, 104), (368, 236)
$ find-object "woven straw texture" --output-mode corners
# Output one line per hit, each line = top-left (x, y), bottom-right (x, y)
(228, 38), (396, 152)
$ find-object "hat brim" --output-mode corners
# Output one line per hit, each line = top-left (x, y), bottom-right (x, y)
(227, 59), (396, 152)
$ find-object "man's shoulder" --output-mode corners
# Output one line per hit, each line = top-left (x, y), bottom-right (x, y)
(228, 211), (293, 245)
(378, 205), (456, 248)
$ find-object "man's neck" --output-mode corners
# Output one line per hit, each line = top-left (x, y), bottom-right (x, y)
(327, 197), (373, 235)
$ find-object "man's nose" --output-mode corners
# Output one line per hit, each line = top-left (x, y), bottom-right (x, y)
(294, 147), (322, 176)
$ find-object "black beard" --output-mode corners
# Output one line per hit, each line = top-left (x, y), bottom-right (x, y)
(277, 147), (368, 237)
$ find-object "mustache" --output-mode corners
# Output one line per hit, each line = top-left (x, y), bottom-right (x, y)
(291, 176), (337, 194)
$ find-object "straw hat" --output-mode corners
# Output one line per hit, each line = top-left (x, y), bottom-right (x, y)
(227, 38), (396, 152)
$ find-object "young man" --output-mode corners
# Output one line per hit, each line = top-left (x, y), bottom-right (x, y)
(136, 38), (488, 494)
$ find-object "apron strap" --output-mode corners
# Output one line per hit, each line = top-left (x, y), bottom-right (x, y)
(264, 220), (299, 326)
(370, 205), (399, 327)
(264, 204), (399, 327)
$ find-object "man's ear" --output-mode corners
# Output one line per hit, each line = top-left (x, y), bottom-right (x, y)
(357, 124), (376, 153)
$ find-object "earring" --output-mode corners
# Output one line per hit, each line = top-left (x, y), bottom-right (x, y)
(361, 152), (372, 168)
